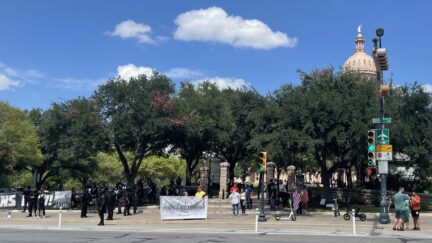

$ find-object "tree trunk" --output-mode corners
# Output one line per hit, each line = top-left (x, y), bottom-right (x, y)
(320, 163), (331, 201)
(228, 161), (236, 187)
(346, 166), (353, 188)
(114, 143), (133, 186)
(185, 159), (192, 186)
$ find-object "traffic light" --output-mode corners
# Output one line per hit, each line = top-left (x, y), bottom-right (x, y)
(367, 130), (376, 168)
(258, 152), (267, 172)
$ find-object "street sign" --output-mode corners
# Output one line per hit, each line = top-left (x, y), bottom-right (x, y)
(378, 161), (388, 174)
(375, 129), (390, 144)
(376, 145), (392, 152)
(372, 118), (392, 124)
(376, 152), (392, 161)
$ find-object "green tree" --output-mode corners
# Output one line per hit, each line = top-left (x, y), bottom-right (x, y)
(94, 74), (175, 186)
(0, 102), (42, 186)
(32, 98), (107, 189)
(248, 86), (312, 184)
(297, 69), (377, 197)
(170, 82), (230, 185)
(214, 88), (264, 186)
(139, 156), (186, 187)
(387, 83), (432, 191)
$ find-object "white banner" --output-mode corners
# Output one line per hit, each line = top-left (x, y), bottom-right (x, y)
(160, 196), (207, 220)
(0, 193), (16, 208)
(21, 193), (55, 207)
(52, 191), (72, 208)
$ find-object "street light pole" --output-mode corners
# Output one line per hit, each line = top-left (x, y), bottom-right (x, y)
(373, 28), (391, 224)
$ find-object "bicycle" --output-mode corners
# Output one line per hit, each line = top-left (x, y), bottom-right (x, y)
(343, 207), (366, 221)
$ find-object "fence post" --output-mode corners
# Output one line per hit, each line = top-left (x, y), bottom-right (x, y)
(352, 209), (356, 235)
(58, 207), (62, 228)
(255, 208), (259, 233)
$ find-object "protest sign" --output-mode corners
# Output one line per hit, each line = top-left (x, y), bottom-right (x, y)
(160, 196), (207, 220)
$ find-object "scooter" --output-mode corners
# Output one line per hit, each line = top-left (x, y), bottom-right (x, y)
(275, 198), (296, 221)
(343, 207), (366, 221)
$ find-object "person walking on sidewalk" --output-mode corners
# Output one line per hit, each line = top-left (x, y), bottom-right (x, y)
(293, 188), (302, 215)
(229, 188), (240, 216)
(240, 188), (246, 215)
(410, 192), (421, 230)
(393, 187), (410, 231)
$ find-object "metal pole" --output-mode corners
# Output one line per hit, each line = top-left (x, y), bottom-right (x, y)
(258, 171), (266, 222)
(352, 209), (356, 235)
(255, 208), (259, 233)
(58, 207), (62, 228)
(376, 34), (391, 224)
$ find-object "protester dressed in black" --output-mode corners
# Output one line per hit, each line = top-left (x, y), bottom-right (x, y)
(96, 185), (108, 226)
(80, 187), (91, 218)
(26, 189), (35, 217)
(22, 185), (31, 213)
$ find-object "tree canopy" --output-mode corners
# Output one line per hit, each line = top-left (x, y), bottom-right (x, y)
(0, 102), (42, 186)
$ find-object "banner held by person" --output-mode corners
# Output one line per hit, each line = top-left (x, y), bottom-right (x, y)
(160, 196), (207, 220)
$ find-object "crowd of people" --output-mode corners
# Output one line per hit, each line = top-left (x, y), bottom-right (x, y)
(226, 180), (309, 216)
(265, 179), (309, 215)
(22, 185), (48, 218)
(17, 180), (423, 230)
(78, 181), (147, 226)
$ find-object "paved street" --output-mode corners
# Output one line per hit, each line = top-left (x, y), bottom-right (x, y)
(0, 228), (431, 243)
(0, 209), (430, 242)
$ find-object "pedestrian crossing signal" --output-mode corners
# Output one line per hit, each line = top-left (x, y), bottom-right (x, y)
(258, 152), (267, 172)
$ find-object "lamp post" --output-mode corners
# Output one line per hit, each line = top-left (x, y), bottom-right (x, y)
(372, 28), (391, 224)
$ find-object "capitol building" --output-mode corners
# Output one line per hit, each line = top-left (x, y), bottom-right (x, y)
(343, 26), (377, 79)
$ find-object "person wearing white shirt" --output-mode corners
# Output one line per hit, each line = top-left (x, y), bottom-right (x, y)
(229, 189), (240, 216)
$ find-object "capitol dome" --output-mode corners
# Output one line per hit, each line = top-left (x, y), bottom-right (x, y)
(343, 26), (377, 79)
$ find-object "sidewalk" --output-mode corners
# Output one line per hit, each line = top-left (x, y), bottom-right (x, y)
(1, 208), (430, 239)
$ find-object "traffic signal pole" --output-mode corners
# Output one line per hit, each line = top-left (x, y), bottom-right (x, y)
(373, 29), (391, 224)
(258, 152), (267, 222)
(258, 170), (266, 222)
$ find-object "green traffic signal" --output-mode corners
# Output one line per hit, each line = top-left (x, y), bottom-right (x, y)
(368, 145), (375, 151)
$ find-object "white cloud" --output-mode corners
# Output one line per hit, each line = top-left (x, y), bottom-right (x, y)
(0, 74), (21, 90)
(117, 64), (154, 80)
(192, 77), (248, 90)
(422, 84), (432, 93)
(108, 20), (155, 44)
(174, 6), (297, 49)
(53, 77), (104, 91)
(164, 67), (204, 79)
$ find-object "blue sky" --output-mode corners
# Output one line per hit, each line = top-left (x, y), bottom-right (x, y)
(1, 0), (431, 110)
